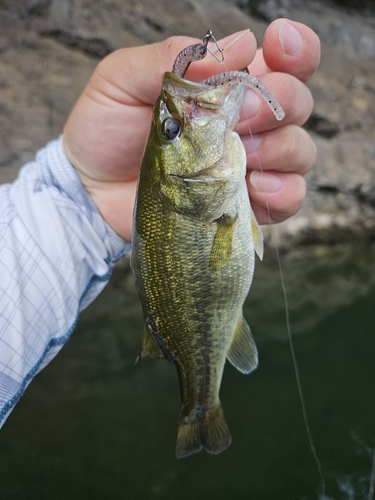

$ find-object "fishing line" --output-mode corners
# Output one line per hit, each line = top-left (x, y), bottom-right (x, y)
(369, 441), (375, 500)
(248, 104), (326, 500)
(249, 124), (325, 499)
(216, 43), (326, 497)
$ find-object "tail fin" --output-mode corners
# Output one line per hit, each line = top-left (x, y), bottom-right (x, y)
(175, 403), (232, 458)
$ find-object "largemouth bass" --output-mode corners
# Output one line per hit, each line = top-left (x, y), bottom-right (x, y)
(131, 36), (284, 458)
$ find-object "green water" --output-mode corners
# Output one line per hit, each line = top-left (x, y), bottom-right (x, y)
(1, 242), (374, 500)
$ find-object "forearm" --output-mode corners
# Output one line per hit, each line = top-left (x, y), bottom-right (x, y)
(0, 136), (130, 426)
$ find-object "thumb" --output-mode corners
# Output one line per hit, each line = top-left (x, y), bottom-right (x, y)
(93, 30), (258, 106)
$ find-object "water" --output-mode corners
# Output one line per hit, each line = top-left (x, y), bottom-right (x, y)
(0, 242), (374, 500)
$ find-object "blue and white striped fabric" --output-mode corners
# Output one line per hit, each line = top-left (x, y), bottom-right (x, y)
(0, 136), (130, 426)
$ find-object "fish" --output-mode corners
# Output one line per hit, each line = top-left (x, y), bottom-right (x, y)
(131, 36), (284, 458)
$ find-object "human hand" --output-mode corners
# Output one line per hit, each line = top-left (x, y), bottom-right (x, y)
(63, 19), (320, 241)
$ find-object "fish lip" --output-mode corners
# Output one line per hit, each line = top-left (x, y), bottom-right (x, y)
(169, 174), (225, 183)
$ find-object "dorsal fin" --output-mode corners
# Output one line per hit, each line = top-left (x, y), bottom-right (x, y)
(226, 315), (258, 374)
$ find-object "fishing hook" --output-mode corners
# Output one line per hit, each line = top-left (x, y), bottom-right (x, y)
(172, 29), (224, 78)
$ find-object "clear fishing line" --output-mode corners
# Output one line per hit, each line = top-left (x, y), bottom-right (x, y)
(244, 76), (326, 500)
(369, 441), (375, 500)
(216, 39), (326, 497)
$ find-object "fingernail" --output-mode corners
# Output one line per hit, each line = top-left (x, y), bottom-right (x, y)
(243, 89), (261, 118)
(242, 134), (262, 154)
(250, 171), (282, 193)
(279, 20), (303, 56)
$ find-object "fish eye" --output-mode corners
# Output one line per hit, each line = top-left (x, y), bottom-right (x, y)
(162, 118), (181, 141)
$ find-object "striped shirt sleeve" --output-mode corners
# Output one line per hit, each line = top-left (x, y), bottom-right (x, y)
(0, 136), (131, 426)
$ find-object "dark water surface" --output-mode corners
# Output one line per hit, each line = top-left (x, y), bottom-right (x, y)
(1, 242), (374, 500)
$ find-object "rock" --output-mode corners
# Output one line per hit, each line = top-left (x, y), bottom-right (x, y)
(249, 0), (375, 247)
(0, 0), (375, 247)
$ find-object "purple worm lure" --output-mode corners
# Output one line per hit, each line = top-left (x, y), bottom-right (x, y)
(172, 30), (223, 78)
(172, 30), (285, 121)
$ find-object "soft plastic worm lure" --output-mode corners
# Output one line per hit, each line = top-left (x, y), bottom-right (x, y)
(200, 71), (285, 121)
(172, 29), (224, 78)
(172, 31), (285, 122)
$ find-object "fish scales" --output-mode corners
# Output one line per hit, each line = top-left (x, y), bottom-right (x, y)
(131, 70), (264, 458)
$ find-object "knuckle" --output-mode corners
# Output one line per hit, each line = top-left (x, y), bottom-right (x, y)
(301, 128), (317, 173)
(283, 125), (300, 159)
(280, 175), (306, 222)
(292, 176), (307, 214)
(162, 36), (196, 62)
(163, 36), (181, 54)
(283, 126), (317, 175)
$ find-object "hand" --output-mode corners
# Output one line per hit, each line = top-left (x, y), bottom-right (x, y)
(63, 20), (320, 241)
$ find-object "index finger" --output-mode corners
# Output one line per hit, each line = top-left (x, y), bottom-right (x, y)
(103, 30), (257, 106)
(250, 19), (321, 82)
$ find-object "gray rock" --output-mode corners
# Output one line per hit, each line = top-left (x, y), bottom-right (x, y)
(255, 0), (375, 247)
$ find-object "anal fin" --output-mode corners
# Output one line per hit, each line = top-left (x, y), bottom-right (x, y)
(226, 315), (258, 374)
(135, 322), (166, 364)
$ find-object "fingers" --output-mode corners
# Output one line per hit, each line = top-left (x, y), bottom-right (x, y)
(239, 19), (320, 225)
(247, 171), (306, 224)
(243, 125), (315, 224)
(237, 72), (314, 134)
(96, 30), (257, 106)
(251, 19), (321, 82)
(242, 125), (317, 176)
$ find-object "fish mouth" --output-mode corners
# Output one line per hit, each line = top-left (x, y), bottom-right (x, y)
(168, 158), (240, 184)
(169, 174), (225, 184)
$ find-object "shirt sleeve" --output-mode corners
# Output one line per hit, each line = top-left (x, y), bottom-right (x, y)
(0, 136), (131, 426)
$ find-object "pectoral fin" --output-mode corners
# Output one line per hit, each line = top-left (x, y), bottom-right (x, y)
(135, 322), (166, 364)
(226, 315), (258, 374)
(250, 209), (264, 261)
(209, 214), (238, 271)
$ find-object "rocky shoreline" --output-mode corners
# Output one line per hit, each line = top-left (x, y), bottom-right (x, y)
(1, 0), (375, 248)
